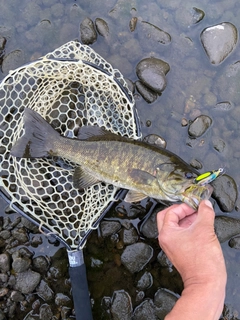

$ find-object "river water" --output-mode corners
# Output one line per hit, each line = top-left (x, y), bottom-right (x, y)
(0, 0), (240, 319)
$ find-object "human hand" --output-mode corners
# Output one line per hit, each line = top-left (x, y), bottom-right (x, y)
(157, 200), (226, 287)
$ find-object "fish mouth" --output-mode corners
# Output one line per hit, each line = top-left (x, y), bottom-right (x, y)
(181, 183), (213, 210)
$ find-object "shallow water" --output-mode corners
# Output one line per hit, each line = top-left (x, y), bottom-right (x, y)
(0, 0), (240, 319)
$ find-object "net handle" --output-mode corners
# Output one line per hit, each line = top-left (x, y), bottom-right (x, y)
(68, 250), (93, 320)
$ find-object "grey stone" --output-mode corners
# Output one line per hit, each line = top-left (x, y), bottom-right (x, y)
(136, 57), (169, 94)
(12, 256), (31, 273)
(212, 174), (237, 212)
(122, 227), (138, 245)
(135, 80), (158, 103)
(215, 216), (240, 243)
(137, 272), (153, 290)
(200, 22), (238, 65)
(55, 293), (73, 308)
(0, 253), (10, 273)
(154, 288), (178, 318)
(95, 18), (109, 37)
(121, 242), (153, 273)
(188, 115), (212, 138)
(36, 280), (54, 301)
(80, 17), (97, 45)
(100, 221), (121, 237)
(138, 21), (171, 45)
(111, 290), (132, 320)
(15, 270), (41, 294)
(133, 299), (156, 320)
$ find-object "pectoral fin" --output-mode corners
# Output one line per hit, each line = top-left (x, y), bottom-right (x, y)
(129, 169), (156, 185)
(124, 190), (148, 203)
(73, 166), (99, 189)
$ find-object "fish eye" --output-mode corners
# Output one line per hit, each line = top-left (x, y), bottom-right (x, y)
(185, 172), (193, 179)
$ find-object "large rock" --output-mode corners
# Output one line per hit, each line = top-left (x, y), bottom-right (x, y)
(121, 242), (153, 273)
(200, 22), (238, 65)
(136, 57), (170, 94)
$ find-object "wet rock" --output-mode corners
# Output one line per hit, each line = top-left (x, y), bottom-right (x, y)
(10, 290), (24, 302)
(200, 22), (238, 65)
(0, 253), (10, 273)
(140, 208), (159, 239)
(154, 288), (178, 318)
(191, 7), (205, 24)
(36, 280), (54, 301)
(31, 235), (43, 247)
(215, 216), (240, 243)
(0, 273), (8, 284)
(136, 272), (153, 290)
(121, 242), (153, 273)
(0, 309), (5, 320)
(136, 58), (169, 94)
(95, 18), (109, 37)
(111, 290), (132, 320)
(80, 17), (97, 45)
(157, 251), (173, 272)
(0, 287), (8, 297)
(15, 270), (41, 294)
(212, 174), (237, 212)
(143, 134), (167, 149)
(12, 256), (31, 273)
(61, 306), (72, 319)
(139, 21), (171, 45)
(55, 293), (73, 308)
(135, 291), (145, 303)
(190, 159), (203, 170)
(212, 138), (226, 153)
(175, 6), (205, 28)
(11, 227), (28, 243)
(135, 81), (158, 103)
(0, 36), (6, 50)
(229, 236), (240, 249)
(122, 227), (138, 245)
(39, 303), (53, 319)
(188, 115), (212, 138)
(32, 256), (49, 274)
(129, 17), (138, 32)
(21, 217), (39, 233)
(214, 101), (233, 111)
(0, 230), (11, 240)
(133, 299), (156, 319)
(2, 49), (25, 74)
(100, 221), (121, 237)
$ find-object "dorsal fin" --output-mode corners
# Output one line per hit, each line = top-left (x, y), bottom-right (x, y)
(77, 125), (130, 142)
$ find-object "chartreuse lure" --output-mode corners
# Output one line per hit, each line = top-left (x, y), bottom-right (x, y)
(194, 168), (225, 186)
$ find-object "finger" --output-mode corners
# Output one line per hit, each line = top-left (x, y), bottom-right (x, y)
(179, 212), (197, 228)
(157, 204), (179, 231)
(163, 203), (196, 228)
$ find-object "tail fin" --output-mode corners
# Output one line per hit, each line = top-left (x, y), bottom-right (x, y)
(10, 108), (60, 158)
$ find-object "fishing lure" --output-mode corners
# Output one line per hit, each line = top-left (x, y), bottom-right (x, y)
(194, 168), (225, 186)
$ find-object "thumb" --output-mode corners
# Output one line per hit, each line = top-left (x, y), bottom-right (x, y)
(197, 200), (215, 225)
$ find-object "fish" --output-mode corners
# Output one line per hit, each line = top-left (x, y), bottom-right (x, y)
(10, 108), (213, 210)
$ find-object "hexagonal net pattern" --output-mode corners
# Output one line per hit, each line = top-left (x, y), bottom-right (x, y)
(0, 41), (141, 249)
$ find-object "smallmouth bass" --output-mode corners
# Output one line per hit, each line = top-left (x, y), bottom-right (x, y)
(10, 108), (213, 209)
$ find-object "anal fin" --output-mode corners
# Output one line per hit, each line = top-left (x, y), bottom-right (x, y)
(124, 190), (148, 203)
(73, 166), (99, 189)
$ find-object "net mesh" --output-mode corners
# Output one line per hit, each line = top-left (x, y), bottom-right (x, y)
(0, 40), (141, 249)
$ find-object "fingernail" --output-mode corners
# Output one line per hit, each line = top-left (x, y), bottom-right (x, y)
(204, 199), (213, 209)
